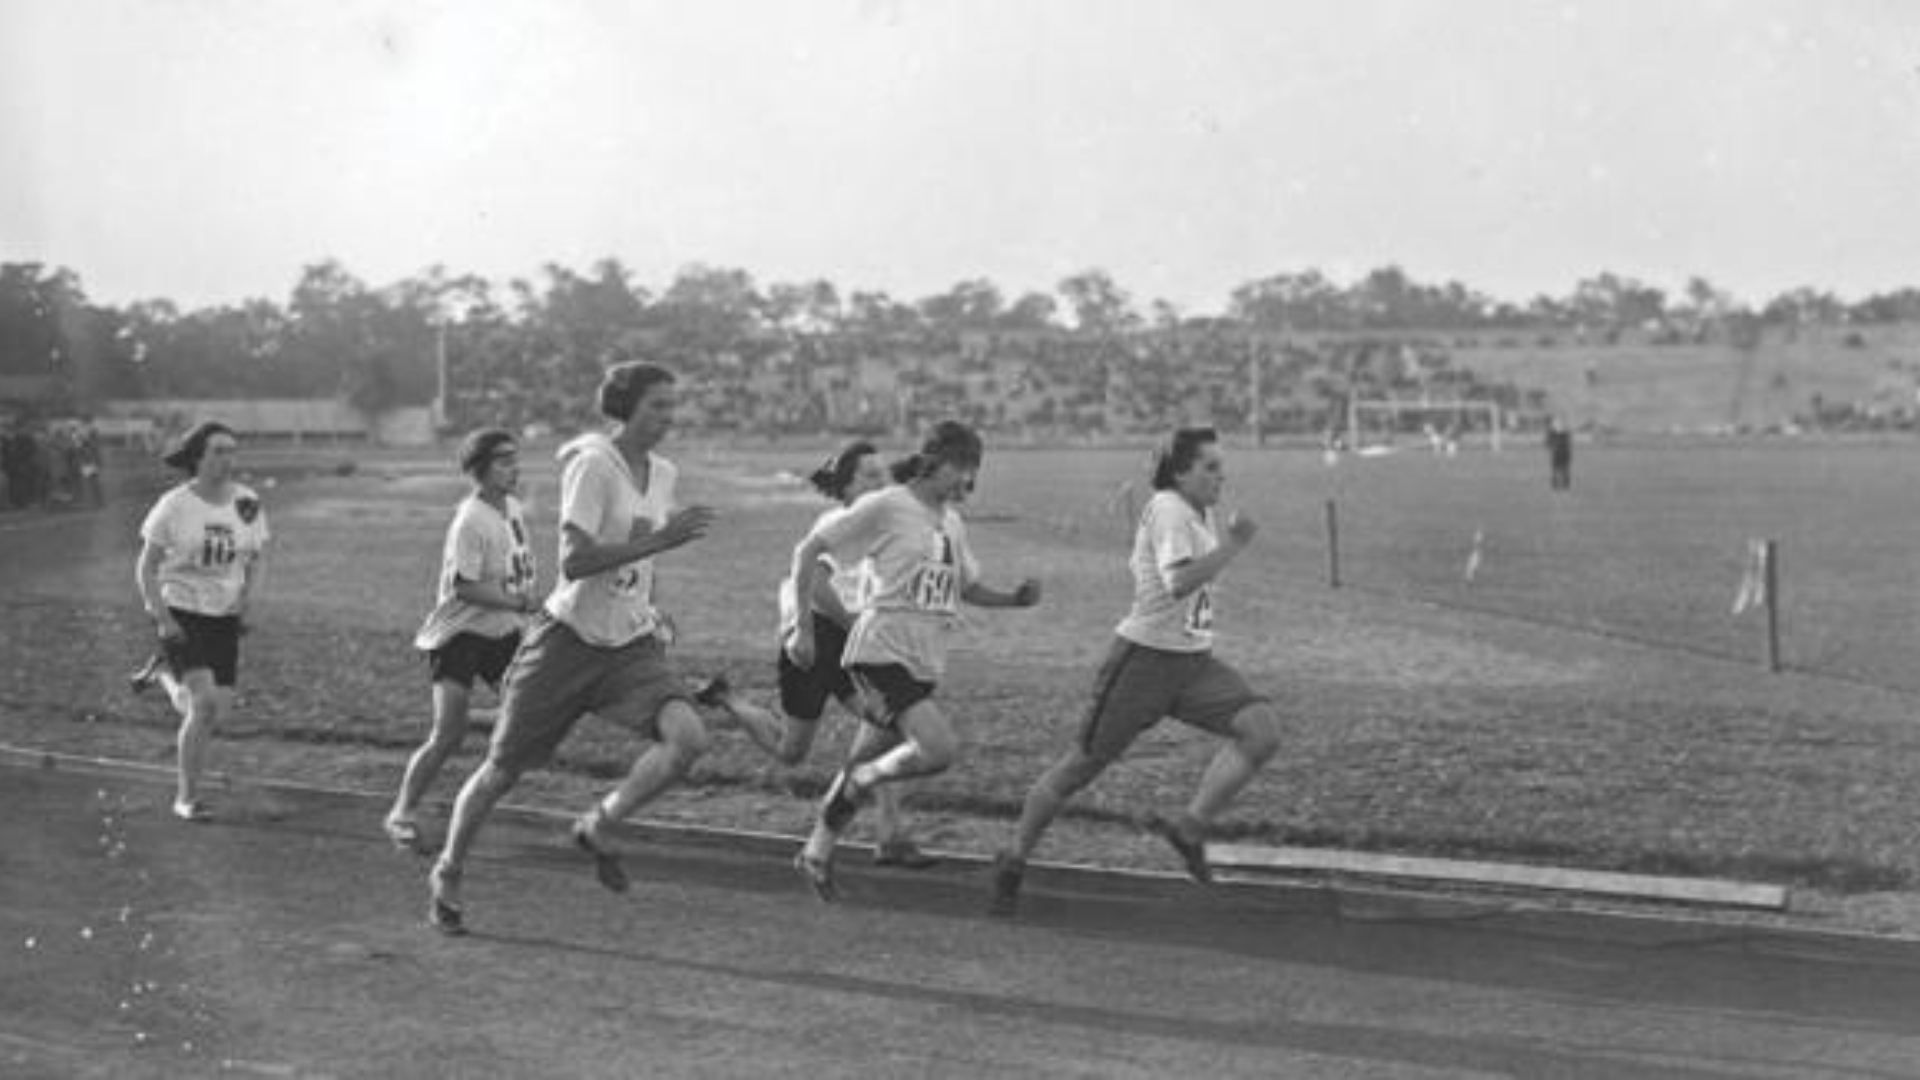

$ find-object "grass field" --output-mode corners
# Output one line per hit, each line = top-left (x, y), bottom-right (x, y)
(4, 436), (1920, 926)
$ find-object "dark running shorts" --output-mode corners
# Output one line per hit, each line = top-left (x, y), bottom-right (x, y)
(427, 630), (523, 690)
(778, 615), (857, 721)
(162, 608), (242, 688)
(1077, 637), (1266, 763)
(846, 663), (936, 731)
(487, 615), (691, 774)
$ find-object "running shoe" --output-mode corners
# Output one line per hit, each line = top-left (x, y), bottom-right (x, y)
(570, 813), (630, 893)
(873, 838), (940, 869)
(128, 655), (165, 695)
(428, 866), (466, 936)
(819, 768), (868, 833)
(170, 799), (211, 823)
(1144, 812), (1212, 884)
(428, 896), (465, 936)
(384, 816), (427, 854)
(794, 850), (838, 903)
(987, 851), (1025, 918)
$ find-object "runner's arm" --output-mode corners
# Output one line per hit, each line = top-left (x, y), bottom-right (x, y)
(453, 577), (539, 613)
(134, 540), (180, 638)
(808, 558), (856, 625)
(1164, 511), (1257, 598)
(558, 507), (714, 581)
(961, 578), (1041, 608)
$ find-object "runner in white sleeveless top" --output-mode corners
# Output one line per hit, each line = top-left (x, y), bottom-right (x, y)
(131, 422), (271, 822)
(700, 440), (938, 867)
(428, 362), (719, 934)
(988, 427), (1282, 917)
(788, 420), (1042, 901)
(384, 429), (540, 852)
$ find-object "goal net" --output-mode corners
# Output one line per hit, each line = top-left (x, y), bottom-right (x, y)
(1347, 399), (1504, 455)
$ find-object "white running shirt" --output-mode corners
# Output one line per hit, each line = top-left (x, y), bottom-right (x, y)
(545, 432), (677, 648)
(413, 494), (537, 650)
(139, 483), (271, 617)
(807, 485), (979, 682)
(1114, 490), (1217, 653)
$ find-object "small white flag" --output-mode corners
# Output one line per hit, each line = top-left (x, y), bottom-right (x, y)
(1731, 539), (1767, 615)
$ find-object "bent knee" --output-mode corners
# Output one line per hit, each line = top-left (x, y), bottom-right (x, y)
(776, 720), (818, 765)
(671, 726), (713, 764)
(186, 688), (227, 720)
(915, 734), (961, 774)
(474, 759), (523, 792)
(660, 705), (713, 761)
(425, 722), (469, 753)
(1235, 704), (1283, 763)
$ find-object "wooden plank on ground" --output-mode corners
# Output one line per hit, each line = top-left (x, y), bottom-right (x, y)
(1210, 843), (1788, 911)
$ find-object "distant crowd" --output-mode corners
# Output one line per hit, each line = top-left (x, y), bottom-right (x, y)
(444, 328), (1521, 441)
(1, 416), (106, 511)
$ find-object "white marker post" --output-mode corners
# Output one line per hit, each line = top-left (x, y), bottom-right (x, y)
(1324, 499), (1341, 589)
(1764, 539), (1782, 673)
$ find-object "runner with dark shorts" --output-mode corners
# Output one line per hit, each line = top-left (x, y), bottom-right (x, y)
(426, 362), (719, 934)
(989, 426), (1282, 917)
(771, 441), (937, 865)
(787, 421), (1042, 901)
(131, 422), (271, 822)
(384, 429), (539, 852)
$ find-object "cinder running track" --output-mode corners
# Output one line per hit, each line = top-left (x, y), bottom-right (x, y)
(3, 754), (1918, 1079)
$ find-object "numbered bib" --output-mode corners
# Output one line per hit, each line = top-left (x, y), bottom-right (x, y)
(200, 524), (240, 568)
(909, 561), (959, 613)
(610, 565), (643, 597)
(1186, 586), (1215, 633)
(507, 552), (535, 598)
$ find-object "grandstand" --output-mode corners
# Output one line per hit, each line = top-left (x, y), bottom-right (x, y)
(1450, 324), (1920, 435)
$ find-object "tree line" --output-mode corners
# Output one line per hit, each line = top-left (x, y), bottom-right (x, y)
(3, 258), (1916, 416)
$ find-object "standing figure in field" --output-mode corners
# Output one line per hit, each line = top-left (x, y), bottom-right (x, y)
(1546, 416), (1574, 491)
(130, 422), (272, 822)
(427, 362), (718, 934)
(704, 439), (938, 867)
(989, 426), (1282, 917)
(384, 429), (540, 853)
(75, 418), (105, 508)
(787, 420), (1042, 901)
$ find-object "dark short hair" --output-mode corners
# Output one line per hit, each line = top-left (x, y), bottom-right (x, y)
(1149, 427), (1218, 490)
(458, 428), (518, 478)
(161, 421), (238, 474)
(898, 420), (983, 480)
(597, 361), (676, 422)
(808, 439), (879, 502)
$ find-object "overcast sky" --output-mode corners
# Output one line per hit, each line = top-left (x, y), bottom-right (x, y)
(4, 0), (1918, 314)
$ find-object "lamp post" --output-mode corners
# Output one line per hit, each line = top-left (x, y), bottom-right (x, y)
(434, 319), (449, 433)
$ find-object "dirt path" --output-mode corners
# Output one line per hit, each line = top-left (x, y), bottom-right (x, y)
(7, 757), (1920, 1080)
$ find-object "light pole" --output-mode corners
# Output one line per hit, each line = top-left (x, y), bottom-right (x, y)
(434, 320), (449, 433)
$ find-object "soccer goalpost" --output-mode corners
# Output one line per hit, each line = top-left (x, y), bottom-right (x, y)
(1347, 398), (1505, 455)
